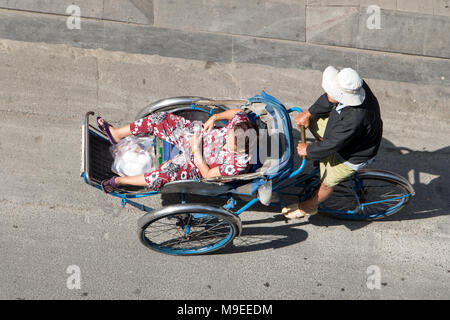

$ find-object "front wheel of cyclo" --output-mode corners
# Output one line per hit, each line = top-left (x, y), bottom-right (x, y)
(137, 204), (241, 255)
(319, 169), (414, 221)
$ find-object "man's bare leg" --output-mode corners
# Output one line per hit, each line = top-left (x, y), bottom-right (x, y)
(282, 182), (334, 218)
(299, 182), (334, 211)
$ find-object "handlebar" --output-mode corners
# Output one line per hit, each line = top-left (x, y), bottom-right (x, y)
(287, 106), (307, 158)
(284, 107), (308, 180)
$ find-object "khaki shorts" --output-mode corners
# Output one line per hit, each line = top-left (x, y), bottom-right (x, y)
(309, 116), (355, 187)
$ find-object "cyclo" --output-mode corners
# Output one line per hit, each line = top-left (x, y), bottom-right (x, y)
(81, 91), (414, 255)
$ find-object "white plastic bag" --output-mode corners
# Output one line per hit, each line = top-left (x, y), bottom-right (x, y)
(110, 136), (155, 177)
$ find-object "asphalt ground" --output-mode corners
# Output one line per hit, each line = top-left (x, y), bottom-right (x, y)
(0, 39), (449, 299)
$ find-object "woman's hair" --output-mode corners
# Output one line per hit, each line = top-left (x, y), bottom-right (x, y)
(233, 121), (259, 154)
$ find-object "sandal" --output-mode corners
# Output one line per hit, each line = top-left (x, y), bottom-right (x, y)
(101, 176), (118, 194)
(96, 117), (117, 145)
(282, 203), (318, 220)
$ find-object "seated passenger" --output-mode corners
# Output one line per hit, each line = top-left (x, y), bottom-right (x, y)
(97, 109), (258, 193)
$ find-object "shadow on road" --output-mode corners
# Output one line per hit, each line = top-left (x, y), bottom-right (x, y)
(308, 138), (450, 230)
(217, 216), (308, 255)
(160, 137), (449, 252)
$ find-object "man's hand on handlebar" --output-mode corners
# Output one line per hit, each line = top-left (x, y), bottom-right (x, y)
(296, 109), (312, 128)
(297, 142), (308, 157)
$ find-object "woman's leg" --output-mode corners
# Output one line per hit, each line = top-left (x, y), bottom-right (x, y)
(97, 118), (132, 143)
(114, 155), (198, 190)
(144, 155), (198, 190)
(130, 112), (195, 151)
(102, 112), (195, 149)
(98, 112), (188, 143)
(115, 174), (147, 187)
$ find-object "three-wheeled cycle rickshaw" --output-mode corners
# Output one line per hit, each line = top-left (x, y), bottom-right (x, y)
(81, 91), (414, 255)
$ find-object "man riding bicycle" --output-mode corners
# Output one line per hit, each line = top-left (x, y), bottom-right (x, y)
(283, 66), (383, 219)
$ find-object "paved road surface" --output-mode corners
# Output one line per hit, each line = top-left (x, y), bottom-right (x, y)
(0, 39), (449, 299)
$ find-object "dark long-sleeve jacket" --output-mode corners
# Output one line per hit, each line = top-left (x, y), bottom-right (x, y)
(306, 82), (383, 164)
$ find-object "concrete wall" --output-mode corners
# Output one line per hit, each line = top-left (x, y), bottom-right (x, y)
(0, 0), (448, 87)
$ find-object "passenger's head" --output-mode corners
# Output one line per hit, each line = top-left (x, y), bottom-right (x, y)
(227, 121), (259, 154)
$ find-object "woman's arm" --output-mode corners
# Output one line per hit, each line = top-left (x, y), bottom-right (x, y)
(193, 150), (221, 178)
(190, 131), (221, 178)
(215, 108), (242, 121)
(203, 108), (242, 132)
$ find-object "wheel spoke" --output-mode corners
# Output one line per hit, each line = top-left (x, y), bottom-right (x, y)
(146, 226), (183, 240)
(141, 211), (236, 254)
(321, 176), (410, 219)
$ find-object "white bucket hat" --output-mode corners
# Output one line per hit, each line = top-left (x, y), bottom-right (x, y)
(322, 66), (366, 106)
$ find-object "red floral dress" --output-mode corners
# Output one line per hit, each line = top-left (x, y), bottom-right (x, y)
(129, 111), (252, 189)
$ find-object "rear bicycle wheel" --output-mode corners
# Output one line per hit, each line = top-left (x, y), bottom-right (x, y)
(138, 204), (241, 255)
(320, 170), (414, 220)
